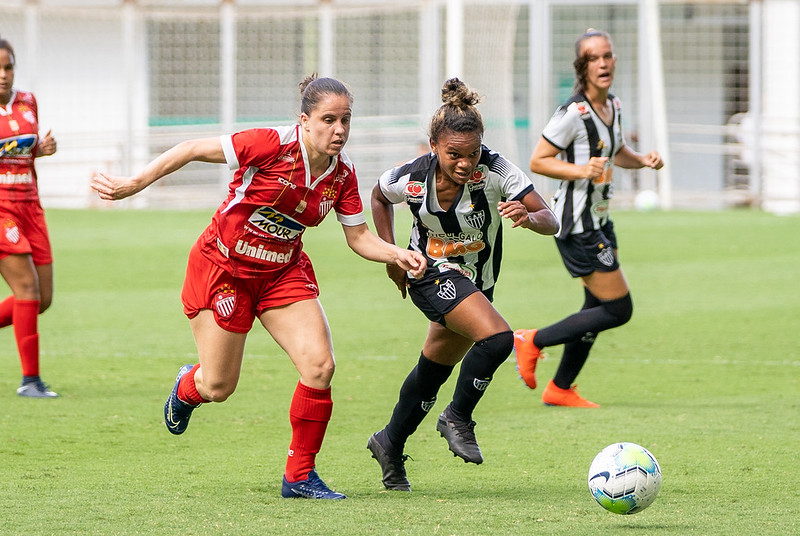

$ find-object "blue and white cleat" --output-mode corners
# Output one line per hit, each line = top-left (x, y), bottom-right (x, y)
(164, 364), (199, 435)
(281, 468), (346, 499)
(17, 377), (59, 398)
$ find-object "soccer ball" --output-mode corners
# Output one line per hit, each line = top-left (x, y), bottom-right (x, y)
(587, 442), (662, 515)
(633, 189), (660, 211)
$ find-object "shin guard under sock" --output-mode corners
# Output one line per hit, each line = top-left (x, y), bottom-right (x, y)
(285, 381), (333, 482)
(385, 354), (454, 452)
(13, 299), (40, 377)
(450, 331), (514, 421)
(0, 295), (14, 328)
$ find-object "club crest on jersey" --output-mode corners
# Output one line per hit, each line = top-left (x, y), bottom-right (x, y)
(403, 181), (426, 203)
(249, 206), (304, 241)
(596, 243), (615, 267)
(465, 210), (486, 229)
(436, 279), (457, 300)
(4, 220), (19, 244)
(214, 285), (236, 319)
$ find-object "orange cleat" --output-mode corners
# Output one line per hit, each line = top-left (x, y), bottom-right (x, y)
(514, 329), (543, 389)
(542, 380), (600, 408)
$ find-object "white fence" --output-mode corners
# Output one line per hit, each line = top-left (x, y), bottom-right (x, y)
(0, 0), (796, 213)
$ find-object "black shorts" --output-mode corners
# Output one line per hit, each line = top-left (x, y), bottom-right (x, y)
(556, 220), (619, 277)
(407, 268), (493, 326)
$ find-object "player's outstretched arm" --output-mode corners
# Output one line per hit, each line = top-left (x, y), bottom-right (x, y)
(91, 137), (225, 201)
(341, 222), (426, 280)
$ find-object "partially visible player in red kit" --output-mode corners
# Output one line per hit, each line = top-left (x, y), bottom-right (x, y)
(91, 75), (426, 499)
(0, 38), (59, 398)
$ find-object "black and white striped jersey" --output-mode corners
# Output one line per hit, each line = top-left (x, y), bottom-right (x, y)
(540, 93), (626, 238)
(377, 146), (534, 291)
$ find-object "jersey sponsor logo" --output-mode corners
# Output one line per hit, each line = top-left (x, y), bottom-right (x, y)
(468, 165), (487, 183)
(335, 169), (350, 183)
(216, 238), (229, 258)
(4, 220), (19, 244)
(277, 176), (297, 189)
(472, 378), (490, 391)
(248, 206), (305, 241)
(465, 210), (486, 229)
(435, 261), (477, 282)
(596, 243), (615, 267)
(427, 233), (485, 259)
(590, 199), (610, 218)
(234, 240), (293, 263)
(0, 172), (33, 185)
(467, 165), (488, 191)
(403, 181), (426, 203)
(575, 102), (591, 119)
(592, 162), (613, 185)
(0, 134), (37, 158)
(213, 285), (236, 319)
(436, 278), (457, 300)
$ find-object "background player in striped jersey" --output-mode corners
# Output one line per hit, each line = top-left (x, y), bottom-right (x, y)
(515, 29), (664, 407)
(367, 78), (558, 491)
(91, 75), (426, 499)
(0, 38), (59, 398)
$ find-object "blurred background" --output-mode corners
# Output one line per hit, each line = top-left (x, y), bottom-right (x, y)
(0, 0), (797, 214)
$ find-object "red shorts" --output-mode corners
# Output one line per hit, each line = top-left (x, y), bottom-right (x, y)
(181, 242), (320, 333)
(0, 200), (53, 265)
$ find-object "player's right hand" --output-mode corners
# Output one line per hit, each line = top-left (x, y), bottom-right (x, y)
(582, 156), (608, 181)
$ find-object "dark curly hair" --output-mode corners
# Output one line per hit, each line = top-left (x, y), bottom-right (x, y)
(429, 78), (484, 143)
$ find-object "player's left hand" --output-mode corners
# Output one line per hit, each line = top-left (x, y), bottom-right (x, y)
(641, 151), (664, 170)
(498, 200), (530, 228)
(38, 130), (57, 157)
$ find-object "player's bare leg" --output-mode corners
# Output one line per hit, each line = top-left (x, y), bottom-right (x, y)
(261, 299), (345, 499)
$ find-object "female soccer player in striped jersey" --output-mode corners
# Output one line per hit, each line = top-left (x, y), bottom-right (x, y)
(515, 29), (664, 407)
(367, 78), (558, 491)
(91, 75), (426, 499)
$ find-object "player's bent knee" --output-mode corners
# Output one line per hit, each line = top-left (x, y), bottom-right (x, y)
(605, 293), (633, 327)
(476, 330), (515, 366)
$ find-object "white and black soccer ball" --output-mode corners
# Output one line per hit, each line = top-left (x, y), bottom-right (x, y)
(587, 442), (662, 515)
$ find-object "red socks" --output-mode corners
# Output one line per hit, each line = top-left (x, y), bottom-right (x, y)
(285, 381), (333, 483)
(176, 364), (208, 406)
(0, 295), (14, 328)
(13, 299), (40, 377)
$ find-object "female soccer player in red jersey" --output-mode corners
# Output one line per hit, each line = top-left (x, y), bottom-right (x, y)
(91, 75), (426, 499)
(0, 38), (59, 398)
(516, 29), (664, 407)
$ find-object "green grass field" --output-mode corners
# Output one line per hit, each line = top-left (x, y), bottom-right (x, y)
(0, 207), (798, 535)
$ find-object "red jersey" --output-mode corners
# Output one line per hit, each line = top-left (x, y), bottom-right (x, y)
(198, 125), (366, 278)
(0, 90), (40, 202)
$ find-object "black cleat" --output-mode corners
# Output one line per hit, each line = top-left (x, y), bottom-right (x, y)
(436, 406), (483, 464)
(367, 430), (412, 491)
